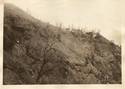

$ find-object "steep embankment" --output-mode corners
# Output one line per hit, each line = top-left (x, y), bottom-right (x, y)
(4, 3), (121, 84)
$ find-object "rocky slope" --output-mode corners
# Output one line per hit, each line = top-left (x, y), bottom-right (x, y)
(3, 3), (121, 84)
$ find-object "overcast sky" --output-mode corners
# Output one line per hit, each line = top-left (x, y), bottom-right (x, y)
(5, 0), (122, 45)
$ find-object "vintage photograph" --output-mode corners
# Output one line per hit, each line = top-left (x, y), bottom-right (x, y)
(3, 0), (121, 84)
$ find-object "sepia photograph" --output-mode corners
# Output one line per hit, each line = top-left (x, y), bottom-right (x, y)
(2, 0), (124, 87)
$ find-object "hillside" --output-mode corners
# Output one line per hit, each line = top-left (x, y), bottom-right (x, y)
(3, 3), (121, 84)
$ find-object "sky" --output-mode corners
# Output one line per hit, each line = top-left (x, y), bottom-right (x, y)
(4, 0), (122, 45)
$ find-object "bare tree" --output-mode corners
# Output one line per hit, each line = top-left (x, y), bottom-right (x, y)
(35, 25), (58, 83)
(36, 39), (56, 82)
